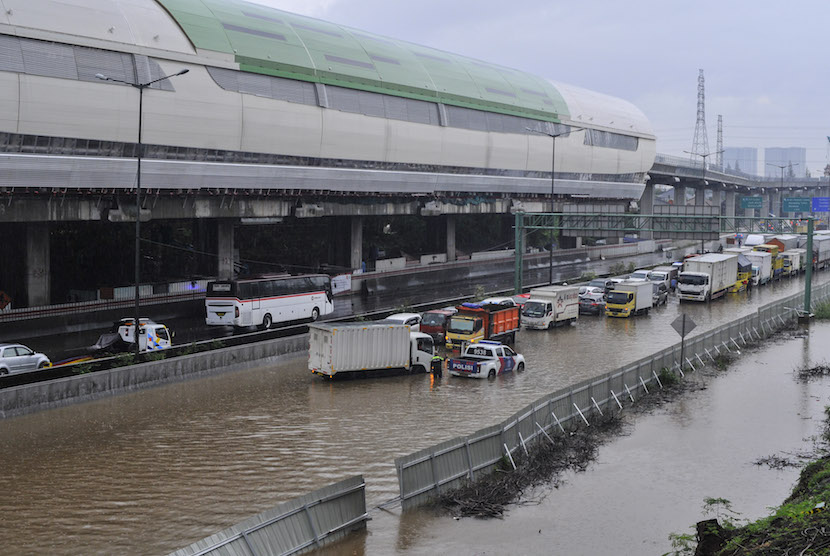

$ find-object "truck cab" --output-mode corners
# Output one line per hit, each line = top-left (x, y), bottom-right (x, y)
(605, 280), (652, 317)
(677, 272), (710, 301)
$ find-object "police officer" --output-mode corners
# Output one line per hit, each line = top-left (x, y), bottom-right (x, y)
(431, 354), (444, 378)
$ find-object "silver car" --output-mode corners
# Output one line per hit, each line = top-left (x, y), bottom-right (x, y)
(0, 343), (51, 375)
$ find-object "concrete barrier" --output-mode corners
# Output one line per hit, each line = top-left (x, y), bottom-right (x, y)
(0, 334), (310, 419)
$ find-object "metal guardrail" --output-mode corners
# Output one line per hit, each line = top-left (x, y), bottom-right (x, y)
(0, 289), (207, 323)
(169, 475), (368, 556)
(395, 282), (830, 509)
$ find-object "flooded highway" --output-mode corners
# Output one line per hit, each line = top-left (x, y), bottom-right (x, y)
(0, 270), (827, 554)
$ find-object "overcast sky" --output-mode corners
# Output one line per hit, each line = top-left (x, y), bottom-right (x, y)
(252, 0), (830, 176)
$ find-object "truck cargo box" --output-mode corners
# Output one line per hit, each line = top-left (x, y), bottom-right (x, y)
(308, 322), (411, 375)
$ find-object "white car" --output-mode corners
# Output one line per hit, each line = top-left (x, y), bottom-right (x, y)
(447, 341), (525, 379)
(0, 343), (51, 375)
(381, 313), (422, 332)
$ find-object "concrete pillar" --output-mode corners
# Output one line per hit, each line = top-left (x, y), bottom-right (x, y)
(639, 182), (654, 239)
(770, 190), (781, 217)
(723, 190), (736, 232)
(350, 216), (363, 271)
(26, 222), (50, 307)
(446, 215), (456, 261)
(762, 195), (770, 219)
(674, 185), (686, 206)
(217, 219), (234, 279)
(694, 187), (705, 206)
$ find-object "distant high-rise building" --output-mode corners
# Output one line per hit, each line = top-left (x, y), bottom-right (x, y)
(764, 147), (807, 177)
(724, 147), (758, 175)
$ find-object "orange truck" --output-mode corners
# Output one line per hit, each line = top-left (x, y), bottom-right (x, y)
(444, 302), (521, 350)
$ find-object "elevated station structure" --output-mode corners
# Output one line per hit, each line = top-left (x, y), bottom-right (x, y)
(0, 0), (658, 306)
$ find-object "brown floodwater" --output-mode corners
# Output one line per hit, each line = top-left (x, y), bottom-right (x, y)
(0, 273), (827, 555)
(342, 321), (830, 556)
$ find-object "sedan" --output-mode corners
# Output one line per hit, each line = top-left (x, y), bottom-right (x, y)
(0, 343), (51, 375)
(578, 294), (605, 315)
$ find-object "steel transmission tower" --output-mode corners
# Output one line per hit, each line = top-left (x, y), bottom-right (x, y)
(716, 115), (723, 169)
(690, 69), (710, 163)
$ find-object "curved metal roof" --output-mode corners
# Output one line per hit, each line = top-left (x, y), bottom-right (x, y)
(156, 0), (570, 121)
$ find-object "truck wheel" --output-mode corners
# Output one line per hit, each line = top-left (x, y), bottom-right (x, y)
(488, 369), (496, 379)
(517, 363), (525, 373)
(311, 307), (320, 321)
(261, 314), (272, 330)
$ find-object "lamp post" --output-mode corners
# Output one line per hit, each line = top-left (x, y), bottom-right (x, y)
(527, 125), (585, 284)
(96, 68), (189, 357)
(767, 162), (798, 218)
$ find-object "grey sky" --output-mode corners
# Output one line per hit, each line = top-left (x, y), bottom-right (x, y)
(253, 0), (830, 175)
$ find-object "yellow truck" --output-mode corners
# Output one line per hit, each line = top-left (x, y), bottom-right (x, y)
(605, 280), (652, 318)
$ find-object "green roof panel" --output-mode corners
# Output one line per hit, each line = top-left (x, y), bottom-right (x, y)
(156, 0), (569, 121)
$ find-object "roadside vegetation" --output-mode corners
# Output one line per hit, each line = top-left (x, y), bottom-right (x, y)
(814, 301), (830, 320)
(666, 365), (830, 556)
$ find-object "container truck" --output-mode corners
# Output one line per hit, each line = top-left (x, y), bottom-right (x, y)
(780, 250), (802, 277)
(445, 302), (521, 349)
(770, 235), (799, 253)
(788, 248), (807, 273)
(753, 244), (783, 280)
(677, 253), (738, 302)
(728, 254), (752, 293)
(813, 236), (830, 269)
(308, 322), (434, 378)
(745, 251), (772, 286)
(521, 285), (579, 330)
(605, 280), (652, 317)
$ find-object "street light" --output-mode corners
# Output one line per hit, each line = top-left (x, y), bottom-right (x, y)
(767, 162), (799, 218)
(96, 68), (189, 357)
(526, 125), (586, 284)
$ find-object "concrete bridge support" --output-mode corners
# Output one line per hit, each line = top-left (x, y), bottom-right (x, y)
(446, 215), (456, 262)
(26, 223), (50, 307)
(350, 216), (363, 271)
(761, 196), (770, 219)
(217, 219), (235, 280)
(769, 190), (781, 217)
(639, 183), (654, 239)
(723, 190), (736, 231)
(674, 185), (687, 206)
(693, 187), (706, 206)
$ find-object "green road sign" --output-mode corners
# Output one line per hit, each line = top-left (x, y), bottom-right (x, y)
(782, 197), (812, 212)
(740, 196), (763, 209)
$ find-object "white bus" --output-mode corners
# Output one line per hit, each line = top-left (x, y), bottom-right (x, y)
(205, 274), (334, 329)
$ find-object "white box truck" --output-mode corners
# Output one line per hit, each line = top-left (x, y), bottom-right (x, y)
(780, 250), (802, 276)
(678, 253), (738, 302)
(308, 322), (434, 378)
(745, 251), (772, 286)
(522, 285), (580, 329)
(605, 280), (652, 317)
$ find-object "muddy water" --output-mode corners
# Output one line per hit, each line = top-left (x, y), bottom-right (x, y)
(0, 274), (827, 554)
(350, 322), (830, 556)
